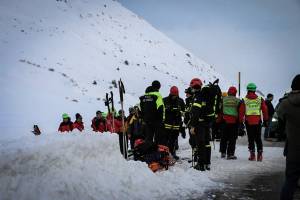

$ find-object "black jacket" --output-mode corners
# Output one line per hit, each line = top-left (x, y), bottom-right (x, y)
(265, 100), (275, 119)
(140, 86), (165, 124)
(190, 87), (213, 127)
(163, 95), (185, 130)
(277, 91), (300, 162)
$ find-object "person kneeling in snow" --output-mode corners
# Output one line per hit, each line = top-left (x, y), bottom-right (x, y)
(58, 113), (73, 133)
(127, 106), (145, 150)
(73, 113), (84, 132)
(91, 111), (106, 132)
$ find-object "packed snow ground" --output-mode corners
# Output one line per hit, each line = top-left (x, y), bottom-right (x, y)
(0, 132), (285, 200)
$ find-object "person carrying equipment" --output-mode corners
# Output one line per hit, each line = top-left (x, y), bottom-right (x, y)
(189, 78), (214, 171)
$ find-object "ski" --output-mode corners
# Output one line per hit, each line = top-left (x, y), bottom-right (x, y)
(118, 78), (128, 160)
(110, 91), (115, 133)
(105, 93), (110, 114)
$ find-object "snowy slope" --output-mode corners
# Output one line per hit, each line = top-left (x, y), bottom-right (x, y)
(0, 0), (227, 138)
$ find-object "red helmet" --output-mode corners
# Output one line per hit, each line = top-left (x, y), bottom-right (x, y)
(190, 78), (202, 89)
(170, 86), (179, 96)
(228, 86), (237, 96)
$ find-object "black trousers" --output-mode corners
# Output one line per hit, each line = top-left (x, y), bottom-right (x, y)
(195, 124), (211, 165)
(246, 124), (263, 153)
(220, 123), (238, 156)
(280, 161), (300, 200)
(144, 122), (166, 146)
(165, 129), (179, 155)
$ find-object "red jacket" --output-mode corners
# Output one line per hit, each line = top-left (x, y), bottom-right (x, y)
(58, 121), (73, 133)
(106, 114), (122, 133)
(218, 113), (239, 124)
(91, 117), (106, 132)
(73, 121), (84, 132)
(239, 92), (268, 125)
(217, 95), (240, 124)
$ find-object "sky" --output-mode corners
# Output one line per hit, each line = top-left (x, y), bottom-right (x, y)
(118, 0), (300, 102)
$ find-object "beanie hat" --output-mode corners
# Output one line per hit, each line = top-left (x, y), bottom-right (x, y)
(145, 86), (154, 93)
(247, 83), (257, 92)
(151, 80), (161, 90)
(62, 113), (69, 119)
(228, 86), (237, 96)
(96, 110), (102, 115)
(75, 113), (82, 119)
(170, 86), (179, 96)
(291, 74), (300, 90)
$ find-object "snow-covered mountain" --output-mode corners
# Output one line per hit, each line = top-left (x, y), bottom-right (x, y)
(0, 0), (226, 138)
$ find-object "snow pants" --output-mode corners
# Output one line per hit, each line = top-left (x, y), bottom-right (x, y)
(165, 129), (179, 156)
(194, 124), (211, 165)
(280, 161), (300, 200)
(220, 123), (238, 156)
(246, 124), (263, 153)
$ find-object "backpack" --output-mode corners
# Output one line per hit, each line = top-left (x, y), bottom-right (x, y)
(203, 79), (222, 119)
(133, 140), (171, 172)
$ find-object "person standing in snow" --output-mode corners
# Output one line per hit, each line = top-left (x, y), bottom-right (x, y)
(219, 86), (241, 160)
(264, 93), (275, 139)
(140, 81), (165, 149)
(115, 109), (128, 156)
(184, 87), (196, 148)
(127, 106), (144, 150)
(163, 86), (185, 160)
(189, 78), (213, 171)
(58, 113), (73, 133)
(72, 113), (84, 132)
(91, 111), (107, 132)
(278, 74), (300, 200)
(239, 83), (269, 161)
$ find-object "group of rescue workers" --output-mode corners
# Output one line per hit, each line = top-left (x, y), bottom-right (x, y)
(58, 78), (270, 171)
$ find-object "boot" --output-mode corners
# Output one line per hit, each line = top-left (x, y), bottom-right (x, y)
(227, 155), (237, 160)
(194, 163), (205, 171)
(205, 164), (211, 171)
(257, 152), (263, 162)
(221, 153), (226, 158)
(248, 152), (256, 161)
(172, 153), (179, 160)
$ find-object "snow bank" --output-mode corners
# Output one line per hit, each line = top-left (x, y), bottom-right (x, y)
(0, 132), (215, 200)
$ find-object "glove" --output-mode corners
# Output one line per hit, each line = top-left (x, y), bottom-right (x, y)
(238, 123), (246, 137)
(180, 126), (186, 139)
(190, 127), (196, 135)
